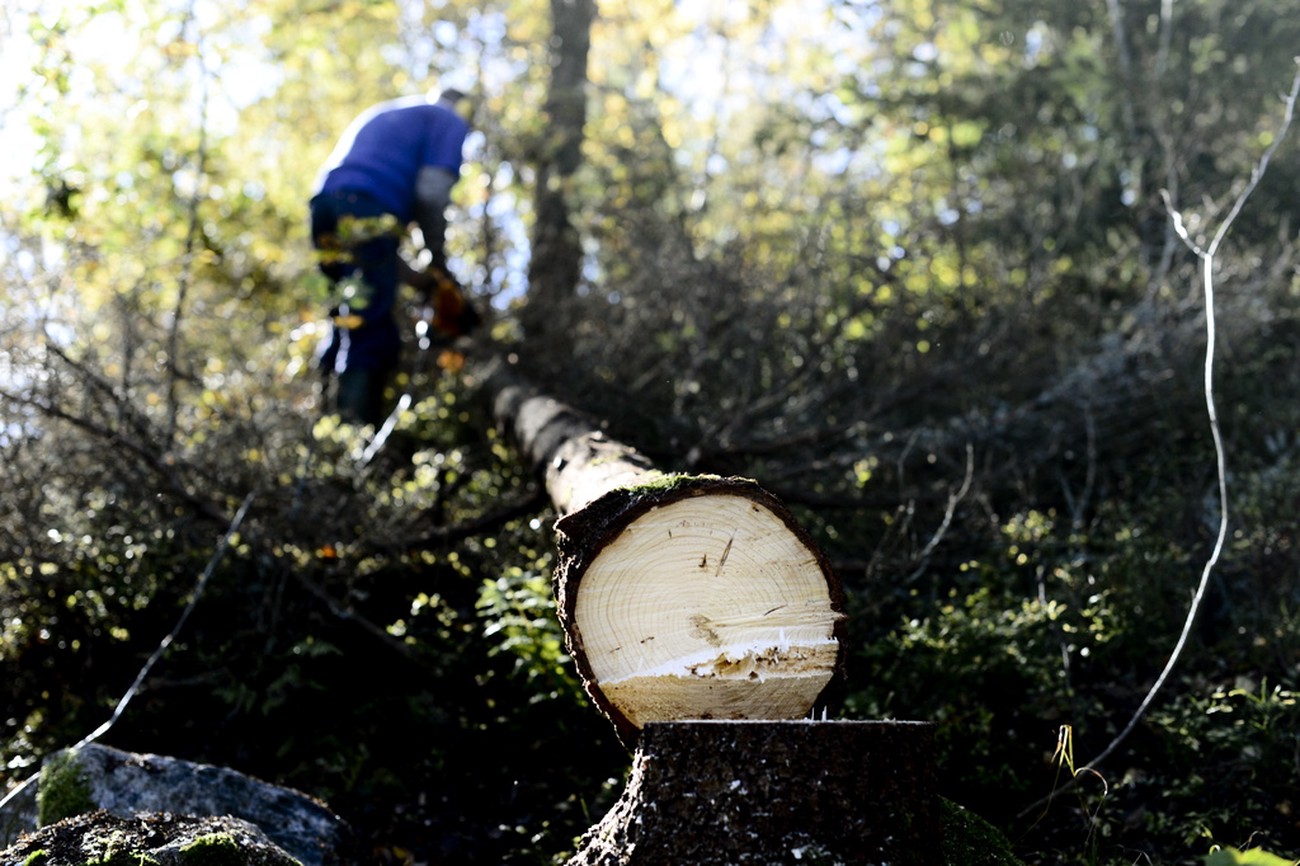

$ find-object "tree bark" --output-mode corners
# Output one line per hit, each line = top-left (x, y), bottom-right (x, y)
(567, 720), (940, 866)
(524, 0), (595, 337)
(473, 356), (846, 746)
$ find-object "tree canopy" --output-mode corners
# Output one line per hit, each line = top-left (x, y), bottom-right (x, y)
(3, 0), (1300, 863)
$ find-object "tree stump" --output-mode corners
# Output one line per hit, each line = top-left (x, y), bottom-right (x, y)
(567, 720), (939, 866)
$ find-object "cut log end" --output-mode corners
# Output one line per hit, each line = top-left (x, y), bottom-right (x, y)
(554, 476), (845, 743)
(600, 663), (838, 728)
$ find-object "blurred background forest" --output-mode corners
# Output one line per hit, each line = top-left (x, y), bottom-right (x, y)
(2, 0), (1299, 863)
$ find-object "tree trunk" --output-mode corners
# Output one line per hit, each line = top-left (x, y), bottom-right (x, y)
(474, 357), (846, 746)
(567, 720), (941, 866)
(524, 0), (595, 337)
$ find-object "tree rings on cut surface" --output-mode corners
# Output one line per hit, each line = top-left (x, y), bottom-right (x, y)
(553, 476), (845, 745)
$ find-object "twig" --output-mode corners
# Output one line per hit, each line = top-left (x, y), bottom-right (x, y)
(290, 571), (414, 659)
(0, 384), (226, 522)
(1080, 59), (1300, 775)
(74, 492), (258, 750)
(907, 442), (975, 581)
(395, 488), (548, 552)
(1022, 61), (1300, 817)
(43, 340), (156, 443)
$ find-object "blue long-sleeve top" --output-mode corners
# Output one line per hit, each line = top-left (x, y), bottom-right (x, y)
(314, 95), (469, 221)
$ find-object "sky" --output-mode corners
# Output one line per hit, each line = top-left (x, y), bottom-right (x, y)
(0, 0), (861, 313)
(0, 0), (854, 193)
(0, 4), (49, 201)
(0, 0), (284, 205)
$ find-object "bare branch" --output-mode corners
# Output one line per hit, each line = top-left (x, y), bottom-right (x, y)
(1027, 61), (1300, 810)
(0, 385), (227, 523)
(907, 442), (975, 582)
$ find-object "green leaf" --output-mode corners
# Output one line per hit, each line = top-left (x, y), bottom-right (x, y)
(1206, 848), (1298, 866)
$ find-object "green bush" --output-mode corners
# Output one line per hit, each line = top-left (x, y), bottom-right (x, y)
(842, 473), (1300, 865)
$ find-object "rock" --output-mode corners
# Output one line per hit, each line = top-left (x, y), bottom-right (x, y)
(938, 799), (1024, 866)
(1, 810), (302, 866)
(0, 744), (355, 866)
(0, 776), (37, 852)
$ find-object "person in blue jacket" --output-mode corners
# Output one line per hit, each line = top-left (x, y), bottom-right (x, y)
(309, 87), (472, 425)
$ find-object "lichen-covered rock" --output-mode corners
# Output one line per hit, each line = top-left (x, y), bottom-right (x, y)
(2, 745), (355, 866)
(0, 811), (302, 866)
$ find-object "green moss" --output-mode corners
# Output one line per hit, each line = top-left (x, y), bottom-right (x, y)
(940, 798), (1024, 866)
(617, 471), (700, 492)
(35, 750), (95, 827)
(23, 849), (49, 866)
(178, 832), (302, 866)
(178, 833), (244, 866)
(86, 829), (158, 866)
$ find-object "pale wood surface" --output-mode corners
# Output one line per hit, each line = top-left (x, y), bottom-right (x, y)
(574, 494), (840, 727)
(554, 477), (846, 743)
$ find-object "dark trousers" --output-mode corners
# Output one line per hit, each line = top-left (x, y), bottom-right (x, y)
(309, 190), (403, 424)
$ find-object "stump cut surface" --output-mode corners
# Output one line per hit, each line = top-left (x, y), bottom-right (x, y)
(555, 477), (845, 742)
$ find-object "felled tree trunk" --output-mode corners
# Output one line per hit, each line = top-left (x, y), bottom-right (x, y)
(476, 357), (846, 745)
(568, 720), (940, 866)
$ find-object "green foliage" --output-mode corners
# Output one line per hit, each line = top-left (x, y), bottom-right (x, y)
(478, 566), (583, 705)
(848, 570), (1108, 806)
(843, 466), (1300, 863)
(1111, 682), (1300, 860)
(1207, 848), (1299, 866)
